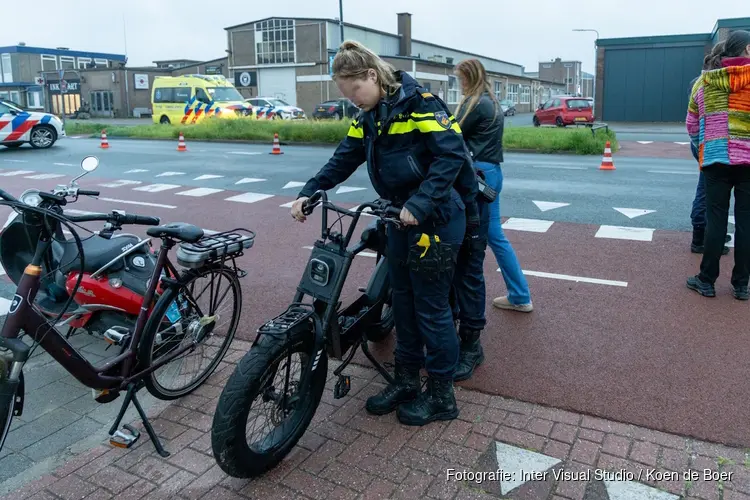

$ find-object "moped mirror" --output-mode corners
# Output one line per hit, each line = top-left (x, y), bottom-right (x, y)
(81, 156), (99, 172)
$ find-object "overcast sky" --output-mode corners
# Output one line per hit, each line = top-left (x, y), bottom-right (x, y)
(4, 0), (748, 74)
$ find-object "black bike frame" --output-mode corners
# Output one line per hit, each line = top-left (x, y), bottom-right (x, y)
(0, 222), (200, 391)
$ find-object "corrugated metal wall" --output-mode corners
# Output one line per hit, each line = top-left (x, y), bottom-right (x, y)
(602, 46), (705, 122)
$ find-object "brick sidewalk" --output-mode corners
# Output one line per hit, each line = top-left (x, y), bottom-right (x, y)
(2, 341), (750, 500)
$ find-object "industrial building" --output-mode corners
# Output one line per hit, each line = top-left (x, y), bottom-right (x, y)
(595, 17), (750, 122)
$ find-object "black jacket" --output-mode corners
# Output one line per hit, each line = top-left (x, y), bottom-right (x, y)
(455, 93), (504, 164)
(299, 71), (478, 225)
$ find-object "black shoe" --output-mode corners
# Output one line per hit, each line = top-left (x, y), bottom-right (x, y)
(396, 377), (459, 426)
(690, 229), (730, 255)
(365, 364), (420, 416)
(454, 327), (484, 382)
(732, 285), (750, 301)
(687, 275), (716, 297)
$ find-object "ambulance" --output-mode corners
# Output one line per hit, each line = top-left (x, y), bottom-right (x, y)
(151, 74), (254, 125)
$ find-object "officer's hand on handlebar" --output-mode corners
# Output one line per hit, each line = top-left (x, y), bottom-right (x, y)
(291, 197), (308, 222)
(399, 207), (418, 226)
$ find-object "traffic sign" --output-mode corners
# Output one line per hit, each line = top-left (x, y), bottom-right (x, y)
(60, 80), (68, 93)
(58, 69), (65, 79)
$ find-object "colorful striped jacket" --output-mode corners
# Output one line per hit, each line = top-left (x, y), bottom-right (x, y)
(686, 57), (750, 168)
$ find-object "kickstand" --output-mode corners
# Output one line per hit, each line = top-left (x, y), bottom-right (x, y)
(360, 336), (395, 385)
(108, 382), (170, 457)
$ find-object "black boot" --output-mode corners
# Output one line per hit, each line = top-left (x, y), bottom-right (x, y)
(691, 228), (730, 255)
(396, 377), (459, 426)
(365, 364), (420, 416)
(454, 327), (484, 382)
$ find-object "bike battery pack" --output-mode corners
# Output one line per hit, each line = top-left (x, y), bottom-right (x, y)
(297, 242), (351, 304)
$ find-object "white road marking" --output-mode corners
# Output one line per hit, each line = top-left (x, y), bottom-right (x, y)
(279, 201), (295, 208)
(3, 160), (28, 163)
(674, 141), (690, 145)
(502, 218), (555, 233)
(133, 184), (181, 192)
(236, 177), (266, 184)
(0, 263), (5, 276)
(99, 180), (142, 188)
(26, 173), (66, 179)
(202, 229), (219, 235)
(0, 170), (34, 176)
(283, 181), (306, 189)
(194, 174), (224, 181)
(613, 207), (656, 219)
(225, 192), (274, 204)
(0, 298), (12, 316)
(530, 165), (586, 170)
(494, 441), (561, 494)
(636, 141), (654, 144)
(155, 171), (185, 177)
(595, 225), (654, 242)
(519, 270), (628, 287)
(176, 187), (224, 197)
(124, 169), (148, 173)
(648, 170), (695, 175)
(65, 209), (97, 215)
(227, 151), (262, 155)
(532, 201), (570, 212)
(336, 186), (367, 194)
(99, 197), (176, 209)
(729, 216), (735, 225)
(53, 162), (75, 166)
(304, 245), (376, 258)
(349, 205), (375, 216)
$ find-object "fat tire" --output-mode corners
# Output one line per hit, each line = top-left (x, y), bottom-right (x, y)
(139, 265), (241, 400)
(0, 364), (21, 454)
(211, 326), (327, 478)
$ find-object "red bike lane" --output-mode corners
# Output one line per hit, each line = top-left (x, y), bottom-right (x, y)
(1, 175), (748, 451)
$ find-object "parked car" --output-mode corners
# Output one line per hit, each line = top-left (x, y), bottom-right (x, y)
(0, 99), (65, 149)
(312, 98), (359, 120)
(533, 96), (594, 127)
(245, 97), (306, 119)
(499, 99), (516, 116)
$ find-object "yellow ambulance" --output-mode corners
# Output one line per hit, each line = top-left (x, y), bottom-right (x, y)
(151, 74), (253, 125)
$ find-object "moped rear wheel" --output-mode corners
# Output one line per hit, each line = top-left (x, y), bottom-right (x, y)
(211, 325), (327, 478)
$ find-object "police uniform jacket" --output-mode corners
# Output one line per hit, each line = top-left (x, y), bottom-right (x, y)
(299, 71), (478, 226)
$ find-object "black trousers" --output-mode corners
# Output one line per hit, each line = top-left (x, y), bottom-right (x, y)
(698, 164), (750, 287)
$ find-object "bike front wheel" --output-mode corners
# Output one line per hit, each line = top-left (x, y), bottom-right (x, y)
(139, 265), (242, 400)
(0, 357), (21, 453)
(211, 324), (327, 478)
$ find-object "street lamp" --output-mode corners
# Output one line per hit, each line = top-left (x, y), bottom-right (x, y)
(573, 28), (599, 107)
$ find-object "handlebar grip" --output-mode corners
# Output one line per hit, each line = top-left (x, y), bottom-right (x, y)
(301, 191), (322, 216)
(385, 206), (402, 218)
(121, 214), (160, 226)
(78, 190), (100, 197)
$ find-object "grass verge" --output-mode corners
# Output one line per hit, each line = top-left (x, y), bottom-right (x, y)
(66, 119), (618, 155)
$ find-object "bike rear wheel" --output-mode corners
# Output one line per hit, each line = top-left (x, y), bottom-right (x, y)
(211, 324), (327, 478)
(139, 265), (241, 400)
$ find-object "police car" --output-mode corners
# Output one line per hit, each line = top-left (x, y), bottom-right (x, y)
(0, 99), (65, 149)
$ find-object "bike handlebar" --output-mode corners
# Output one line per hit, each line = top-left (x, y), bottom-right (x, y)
(77, 189), (100, 197)
(65, 210), (161, 226)
(302, 189), (403, 222)
(0, 189), (18, 203)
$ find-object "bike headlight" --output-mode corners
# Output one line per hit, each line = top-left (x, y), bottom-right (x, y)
(309, 258), (331, 286)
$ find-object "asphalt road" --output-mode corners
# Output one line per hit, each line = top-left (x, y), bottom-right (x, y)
(1, 135), (746, 460)
(1, 137), (706, 232)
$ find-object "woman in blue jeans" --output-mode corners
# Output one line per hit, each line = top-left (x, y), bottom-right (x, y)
(454, 59), (533, 315)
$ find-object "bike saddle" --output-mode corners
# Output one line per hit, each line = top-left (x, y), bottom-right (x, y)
(146, 222), (204, 243)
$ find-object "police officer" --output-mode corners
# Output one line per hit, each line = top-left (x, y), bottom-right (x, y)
(291, 40), (479, 426)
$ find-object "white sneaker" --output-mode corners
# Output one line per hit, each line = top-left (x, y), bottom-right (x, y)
(492, 296), (533, 313)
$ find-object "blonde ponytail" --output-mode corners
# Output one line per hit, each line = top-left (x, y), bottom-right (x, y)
(332, 40), (400, 91)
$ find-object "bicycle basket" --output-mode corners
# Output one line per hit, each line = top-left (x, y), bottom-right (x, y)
(175, 229), (255, 269)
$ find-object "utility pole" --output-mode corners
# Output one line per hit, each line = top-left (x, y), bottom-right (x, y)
(573, 28), (600, 105)
(339, 0), (344, 43)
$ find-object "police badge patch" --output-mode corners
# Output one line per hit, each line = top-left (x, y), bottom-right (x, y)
(434, 111), (451, 129)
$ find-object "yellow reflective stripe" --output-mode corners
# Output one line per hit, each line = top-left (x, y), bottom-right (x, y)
(388, 119), (461, 135)
(410, 112), (434, 119)
(347, 123), (364, 139)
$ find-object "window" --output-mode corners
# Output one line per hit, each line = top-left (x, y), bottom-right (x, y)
(448, 75), (460, 104)
(94, 59), (108, 68)
(0, 102), (10, 114)
(507, 83), (519, 103)
(8, 91), (20, 106)
(255, 19), (296, 64)
(565, 99), (591, 109)
(78, 57), (91, 69)
(27, 91), (43, 109)
(494, 81), (502, 100)
(520, 85), (531, 104)
(153, 87), (191, 103)
(41, 54), (57, 71)
(542, 63), (552, 68)
(59, 56), (75, 69)
(90, 90), (114, 113)
(1, 53), (11, 83)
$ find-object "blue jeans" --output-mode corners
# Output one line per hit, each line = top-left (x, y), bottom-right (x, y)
(475, 161), (532, 305)
(386, 191), (466, 380)
(691, 171), (706, 230)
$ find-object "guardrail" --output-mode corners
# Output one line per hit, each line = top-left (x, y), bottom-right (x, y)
(574, 121), (609, 136)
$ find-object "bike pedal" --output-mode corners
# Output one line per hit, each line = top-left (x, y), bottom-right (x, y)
(109, 424), (140, 449)
(334, 374), (351, 399)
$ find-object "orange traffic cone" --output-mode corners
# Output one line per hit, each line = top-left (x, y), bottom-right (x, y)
(270, 133), (283, 155)
(100, 129), (109, 149)
(599, 141), (615, 170)
(177, 131), (187, 152)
